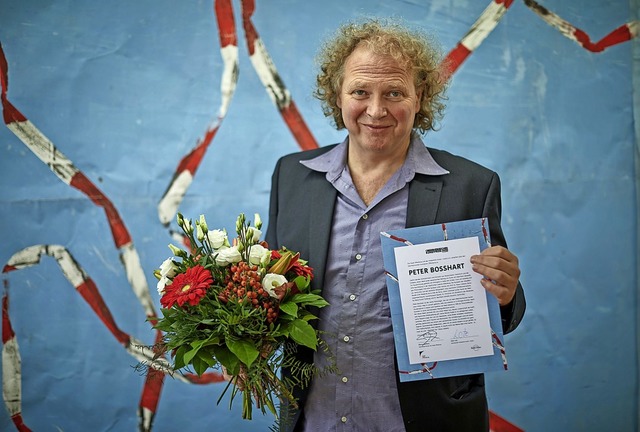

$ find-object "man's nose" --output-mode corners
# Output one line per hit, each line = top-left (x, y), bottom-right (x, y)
(366, 96), (388, 119)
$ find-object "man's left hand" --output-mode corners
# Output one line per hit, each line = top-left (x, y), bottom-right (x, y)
(470, 246), (520, 306)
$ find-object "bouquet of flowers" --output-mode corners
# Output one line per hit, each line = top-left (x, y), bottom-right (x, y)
(152, 212), (329, 421)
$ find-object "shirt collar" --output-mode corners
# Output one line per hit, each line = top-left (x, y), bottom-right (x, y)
(300, 134), (450, 180)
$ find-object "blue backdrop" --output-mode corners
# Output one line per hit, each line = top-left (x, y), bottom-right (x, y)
(0, 1), (638, 431)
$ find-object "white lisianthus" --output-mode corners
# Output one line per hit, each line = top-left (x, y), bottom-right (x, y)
(262, 273), (288, 298)
(254, 213), (262, 230)
(215, 246), (242, 266)
(196, 222), (205, 242)
(198, 214), (208, 232)
(168, 243), (187, 258)
(248, 244), (271, 266)
(183, 218), (193, 234)
(247, 227), (262, 244)
(208, 229), (228, 249)
(159, 258), (179, 278)
(236, 214), (245, 234)
(157, 276), (172, 296)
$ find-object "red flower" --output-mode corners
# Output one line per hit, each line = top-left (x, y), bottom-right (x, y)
(270, 250), (314, 280)
(290, 262), (313, 279)
(161, 265), (213, 309)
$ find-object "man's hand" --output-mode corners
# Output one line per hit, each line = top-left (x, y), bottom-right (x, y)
(470, 246), (520, 306)
(222, 366), (247, 391)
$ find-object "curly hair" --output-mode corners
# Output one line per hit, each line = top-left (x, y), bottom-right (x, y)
(314, 18), (448, 134)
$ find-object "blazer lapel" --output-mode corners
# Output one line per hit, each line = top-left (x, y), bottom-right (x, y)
(406, 174), (443, 228)
(308, 172), (337, 292)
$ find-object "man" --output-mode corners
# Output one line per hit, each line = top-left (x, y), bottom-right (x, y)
(265, 19), (525, 432)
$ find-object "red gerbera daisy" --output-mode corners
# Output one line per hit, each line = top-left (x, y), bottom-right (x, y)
(160, 265), (213, 309)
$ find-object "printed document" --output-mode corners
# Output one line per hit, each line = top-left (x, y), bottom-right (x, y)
(393, 236), (493, 364)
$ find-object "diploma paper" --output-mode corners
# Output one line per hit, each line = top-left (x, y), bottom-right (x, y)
(394, 236), (493, 364)
(381, 218), (507, 381)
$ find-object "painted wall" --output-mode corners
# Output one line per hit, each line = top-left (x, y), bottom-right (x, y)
(0, 1), (637, 431)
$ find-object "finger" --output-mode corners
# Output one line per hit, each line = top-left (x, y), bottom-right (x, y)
(479, 277), (515, 306)
(471, 259), (520, 285)
(221, 366), (246, 390)
(471, 249), (520, 281)
(474, 246), (518, 266)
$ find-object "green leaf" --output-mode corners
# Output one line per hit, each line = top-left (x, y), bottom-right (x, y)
(292, 293), (329, 308)
(293, 275), (311, 290)
(212, 345), (240, 375)
(279, 301), (298, 317)
(196, 349), (217, 368)
(272, 322), (290, 338)
(299, 311), (318, 322)
(174, 345), (189, 370)
(226, 338), (260, 367)
(182, 338), (210, 364)
(183, 345), (200, 365)
(191, 354), (209, 376)
(153, 321), (172, 332)
(288, 319), (318, 350)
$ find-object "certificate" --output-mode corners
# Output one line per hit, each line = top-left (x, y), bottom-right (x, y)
(380, 218), (507, 381)
(394, 236), (493, 364)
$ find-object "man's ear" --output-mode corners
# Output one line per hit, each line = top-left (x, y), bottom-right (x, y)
(415, 88), (423, 111)
(336, 94), (342, 109)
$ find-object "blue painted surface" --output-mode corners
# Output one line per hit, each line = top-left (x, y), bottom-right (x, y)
(0, 1), (637, 430)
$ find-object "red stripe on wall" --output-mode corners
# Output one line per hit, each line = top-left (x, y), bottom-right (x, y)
(0, 42), (8, 95)
(440, 43), (472, 83)
(496, 0), (515, 7)
(2, 291), (15, 343)
(281, 103), (319, 150)
(76, 279), (130, 345)
(139, 331), (167, 414)
(490, 410), (524, 432)
(69, 172), (132, 248)
(174, 126), (219, 176)
(215, 0), (238, 47)
(10, 414), (32, 432)
(574, 24), (634, 53)
(241, 0), (258, 56)
(0, 44), (27, 124)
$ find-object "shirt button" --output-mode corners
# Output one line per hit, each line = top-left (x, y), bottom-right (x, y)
(341, 416), (348, 423)
(341, 376), (349, 383)
(355, 253), (362, 260)
(343, 335), (350, 342)
(349, 294), (356, 301)
(362, 214), (368, 220)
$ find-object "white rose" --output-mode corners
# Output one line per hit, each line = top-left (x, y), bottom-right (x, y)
(262, 273), (288, 298)
(207, 229), (228, 249)
(248, 244), (270, 266)
(215, 246), (242, 266)
(159, 258), (179, 278)
(157, 275), (172, 296)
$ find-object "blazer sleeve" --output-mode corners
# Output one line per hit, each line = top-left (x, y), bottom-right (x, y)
(265, 156), (282, 249)
(483, 172), (526, 335)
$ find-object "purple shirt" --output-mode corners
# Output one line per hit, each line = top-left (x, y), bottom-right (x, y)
(299, 136), (449, 432)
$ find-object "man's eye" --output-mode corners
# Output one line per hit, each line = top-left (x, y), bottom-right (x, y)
(352, 90), (367, 96)
(388, 91), (402, 98)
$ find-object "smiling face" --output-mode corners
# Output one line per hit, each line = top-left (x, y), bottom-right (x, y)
(337, 45), (421, 161)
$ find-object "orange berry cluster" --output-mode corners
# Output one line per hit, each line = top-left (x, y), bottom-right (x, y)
(219, 261), (279, 324)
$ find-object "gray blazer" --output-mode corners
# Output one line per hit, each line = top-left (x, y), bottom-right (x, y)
(266, 143), (526, 432)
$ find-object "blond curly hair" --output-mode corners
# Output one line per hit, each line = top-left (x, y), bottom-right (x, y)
(314, 18), (447, 134)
